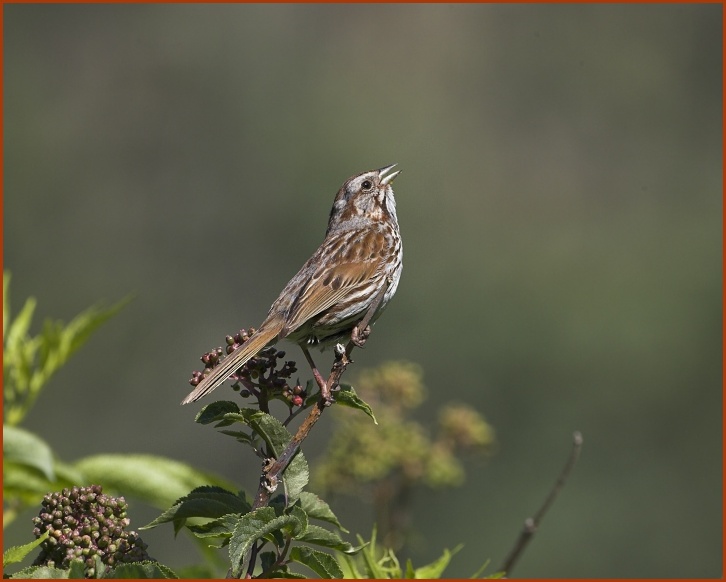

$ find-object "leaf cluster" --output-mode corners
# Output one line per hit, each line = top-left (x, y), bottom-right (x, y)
(3, 272), (131, 427)
(143, 401), (363, 577)
(146, 486), (357, 578)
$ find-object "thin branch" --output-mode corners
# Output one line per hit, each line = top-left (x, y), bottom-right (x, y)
(239, 279), (392, 577)
(250, 342), (352, 512)
(499, 430), (584, 576)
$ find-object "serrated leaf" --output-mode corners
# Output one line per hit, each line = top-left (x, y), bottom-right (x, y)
(74, 454), (235, 510)
(283, 450), (309, 503)
(238, 410), (291, 455)
(288, 505), (309, 534)
(297, 525), (360, 554)
(3, 425), (55, 481)
(8, 565), (70, 578)
(334, 384), (377, 424)
(218, 429), (257, 445)
(187, 513), (241, 547)
(298, 492), (348, 532)
(228, 507), (302, 577)
(103, 561), (178, 579)
(412, 544), (461, 579)
(142, 486), (250, 532)
(195, 401), (241, 425)
(68, 559), (87, 578)
(2, 531), (48, 567)
(289, 546), (343, 578)
(216, 408), (309, 503)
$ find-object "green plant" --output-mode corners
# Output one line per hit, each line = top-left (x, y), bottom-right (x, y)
(338, 526), (503, 579)
(143, 341), (373, 578)
(314, 361), (494, 550)
(140, 322), (502, 579)
(3, 275), (576, 579)
(2, 274), (230, 578)
(3, 272), (131, 428)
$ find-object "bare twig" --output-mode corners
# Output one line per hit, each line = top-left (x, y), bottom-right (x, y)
(499, 431), (584, 576)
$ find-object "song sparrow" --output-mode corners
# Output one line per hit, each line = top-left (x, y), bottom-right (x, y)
(182, 164), (403, 405)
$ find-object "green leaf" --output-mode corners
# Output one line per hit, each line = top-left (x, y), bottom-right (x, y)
(3, 425), (55, 481)
(195, 401), (241, 425)
(8, 565), (71, 578)
(74, 454), (235, 510)
(289, 546), (343, 578)
(3, 283), (131, 426)
(3, 459), (86, 522)
(283, 451), (309, 504)
(218, 429), (257, 446)
(298, 491), (348, 532)
(405, 558), (416, 578)
(142, 486), (250, 533)
(297, 525), (359, 554)
(3, 295), (38, 422)
(265, 567), (307, 579)
(102, 561), (178, 579)
(334, 384), (377, 424)
(2, 531), (48, 567)
(210, 408), (310, 503)
(187, 513), (241, 547)
(4, 296), (36, 360)
(259, 550), (277, 574)
(228, 507), (302, 577)
(412, 544), (461, 579)
(288, 505), (309, 534)
(237, 409), (291, 454)
(353, 527), (398, 579)
(68, 560), (87, 578)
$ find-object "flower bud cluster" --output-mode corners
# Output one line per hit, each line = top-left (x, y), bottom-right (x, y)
(190, 328), (306, 407)
(282, 382), (307, 407)
(32, 485), (150, 577)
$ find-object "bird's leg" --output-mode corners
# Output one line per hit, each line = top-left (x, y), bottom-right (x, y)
(351, 276), (392, 348)
(301, 346), (332, 404)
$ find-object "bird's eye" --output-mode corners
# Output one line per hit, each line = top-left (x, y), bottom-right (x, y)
(361, 180), (373, 191)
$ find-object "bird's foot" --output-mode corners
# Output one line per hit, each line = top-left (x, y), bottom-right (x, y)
(351, 324), (372, 348)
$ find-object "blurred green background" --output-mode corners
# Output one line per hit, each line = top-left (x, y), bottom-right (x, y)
(4, 4), (721, 578)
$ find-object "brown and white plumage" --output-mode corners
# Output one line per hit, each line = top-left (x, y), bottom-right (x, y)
(182, 164), (402, 405)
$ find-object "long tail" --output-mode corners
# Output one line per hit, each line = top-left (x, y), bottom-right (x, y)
(181, 321), (283, 405)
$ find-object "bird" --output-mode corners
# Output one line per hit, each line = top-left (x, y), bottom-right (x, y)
(182, 164), (403, 405)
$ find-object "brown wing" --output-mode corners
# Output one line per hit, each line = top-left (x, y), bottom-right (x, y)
(279, 229), (387, 338)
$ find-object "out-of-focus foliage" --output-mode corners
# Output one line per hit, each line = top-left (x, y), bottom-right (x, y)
(316, 362), (493, 548)
(3, 272), (131, 427)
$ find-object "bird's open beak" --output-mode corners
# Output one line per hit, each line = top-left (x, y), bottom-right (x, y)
(379, 163), (401, 185)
